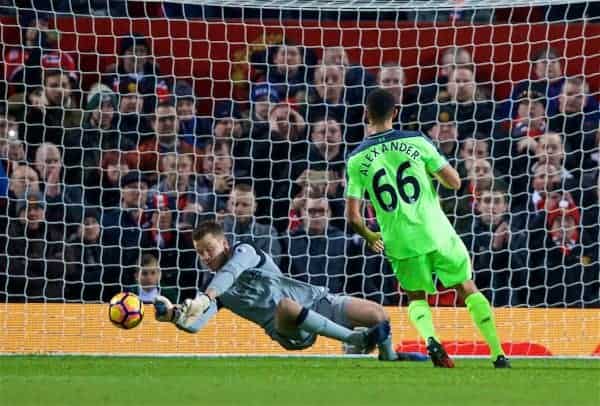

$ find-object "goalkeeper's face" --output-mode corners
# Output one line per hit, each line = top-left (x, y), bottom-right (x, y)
(194, 233), (230, 271)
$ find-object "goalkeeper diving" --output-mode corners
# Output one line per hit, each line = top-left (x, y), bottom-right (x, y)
(153, 220), (427, 361)
(345, 88), (510, 368)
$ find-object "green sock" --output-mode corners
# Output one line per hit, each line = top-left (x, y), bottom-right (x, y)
(408, 300), (438, 342)
(465, 292), (504, 359)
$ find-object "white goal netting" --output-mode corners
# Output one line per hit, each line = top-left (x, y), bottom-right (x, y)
(0, 0), (598, 356)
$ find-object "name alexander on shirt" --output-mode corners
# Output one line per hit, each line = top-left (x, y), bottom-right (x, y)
(358, 140), (421, 176)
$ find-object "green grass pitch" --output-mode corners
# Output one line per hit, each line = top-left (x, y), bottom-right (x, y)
(1, 356), (599, 406)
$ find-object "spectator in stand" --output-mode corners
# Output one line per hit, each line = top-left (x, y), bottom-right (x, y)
(306, 117), (345, 173)
(420, 47), (473, 104)
(264, 41), (312, 102)
(377, 64), (419, 131)
(251, 102), (307, 231)
(580, 170), (600, 306)
(116, 77), (153, 146)
(144, 193), (195, 285)
(196, 139), (237, 216)
(528, 196), (596, 307)
(321, 46), (376, 89)
(287, 193), (347, 294)
(4, 12), (78, 98)
(136, 102), (203, 184)
(249, 83), (280, 139)
(502, 47), (565, 120)
(321, 46), (375, 108)
(461, 186), (528, 306)
(34, 143), (83, 232)
(513, 162), (562, 222)
(101, 170), (151, 293)
(421, 65), (496, 164)
(4, 191), (65, 301)
(175, 80), (211, 148)
(132, 253), (178, 304)
(530, 132), (577, 187)
(63, 84), (130, 190)
(458, 135), (491, 179)
(6, 164), (40, 218)
(145, 191), (198, 291)
(0, 111), (24, 206)
(22, 69), (82, 162)
(64, 209), (103, 301)
(548, 76), (599, 172)
(306, 64), (364, 146)
(511, 90), (548, 141)
(104, 33), (167, 114)
(98, 152), (130, 209)
(0, 110), (25, 175)
(157, 153), (211, 228)
(426, 105), (459, 160)
(221, 183), (282, 264)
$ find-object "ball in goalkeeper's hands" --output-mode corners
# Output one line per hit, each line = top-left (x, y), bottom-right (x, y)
(108, 292), (144, 329)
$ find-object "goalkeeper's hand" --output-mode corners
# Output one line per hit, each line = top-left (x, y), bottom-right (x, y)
(154, 295), (179, 322)
(176, 294), (212, 332)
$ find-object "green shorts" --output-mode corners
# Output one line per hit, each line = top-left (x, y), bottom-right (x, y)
(388, 234), (472, 294)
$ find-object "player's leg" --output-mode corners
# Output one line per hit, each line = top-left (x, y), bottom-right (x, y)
(273, 297), (367, 347)
(436, 235), (509, 368)
(342, 296), (427, 361)
(390, 255), (454, 367)
(453, 280), (509, 368)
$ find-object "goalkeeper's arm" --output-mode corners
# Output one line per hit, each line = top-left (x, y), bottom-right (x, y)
(154, 295), (219, 333)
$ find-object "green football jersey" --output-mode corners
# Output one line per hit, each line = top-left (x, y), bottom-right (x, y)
(346, 129), (457, 259)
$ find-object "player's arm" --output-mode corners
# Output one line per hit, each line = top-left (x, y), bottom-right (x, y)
(154, 295), (219, 333)
(433, 163), (461, 190)
(154, 244), (262, 332)
(345, 157), (384, 253)
(422, 138), (461, 190)
(204, 243), (262, 300)
(346, 197), (384, 254)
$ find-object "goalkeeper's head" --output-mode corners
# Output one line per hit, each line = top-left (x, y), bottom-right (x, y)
(366, 88), (398, 128)
(192, 220), (231, 271)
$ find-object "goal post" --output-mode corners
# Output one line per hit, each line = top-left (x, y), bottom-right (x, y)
(0, 1), (598, 357)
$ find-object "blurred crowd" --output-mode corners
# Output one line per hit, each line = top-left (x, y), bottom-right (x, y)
(0, 11), (598, 307)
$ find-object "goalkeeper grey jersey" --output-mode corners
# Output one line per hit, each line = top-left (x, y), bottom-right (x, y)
(206, 242), (328, 337)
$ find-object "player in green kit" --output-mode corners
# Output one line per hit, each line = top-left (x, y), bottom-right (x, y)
(345, 88), (510, 368)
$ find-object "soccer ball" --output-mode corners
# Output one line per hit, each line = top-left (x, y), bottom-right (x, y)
(109, 292), (144, 329)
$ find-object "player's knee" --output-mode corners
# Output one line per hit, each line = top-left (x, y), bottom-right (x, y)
(373, 305), (390, 324)
(276, 298), (300, 320)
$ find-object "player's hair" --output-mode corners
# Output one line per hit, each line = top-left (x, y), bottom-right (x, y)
(366, 88), (396, 123)
(192, 220), (225, 241)
(233, 183), (254, 194)
(140, 253), (159, 268)
(478, 183), (508, 200)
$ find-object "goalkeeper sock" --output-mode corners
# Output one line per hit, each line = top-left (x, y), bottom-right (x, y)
(378, 335), (398, 360)
(465, 292), (504, 359)
(297, 308), (364, 346)
(408, 300), (438, 342)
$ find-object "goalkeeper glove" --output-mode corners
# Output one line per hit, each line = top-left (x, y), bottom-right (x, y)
(176, 294), (212, 331)
(154, 295), (181, 322)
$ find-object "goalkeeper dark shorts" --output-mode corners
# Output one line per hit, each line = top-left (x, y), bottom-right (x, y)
(272, 294), (350, 350)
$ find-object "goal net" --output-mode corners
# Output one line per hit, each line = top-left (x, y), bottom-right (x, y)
(0, 0), (598, 357)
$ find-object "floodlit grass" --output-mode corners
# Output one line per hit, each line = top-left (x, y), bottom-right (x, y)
(0, 356), (599, 406)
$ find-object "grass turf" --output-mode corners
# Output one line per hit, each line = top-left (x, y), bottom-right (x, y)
(0, 357), (599, 406)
